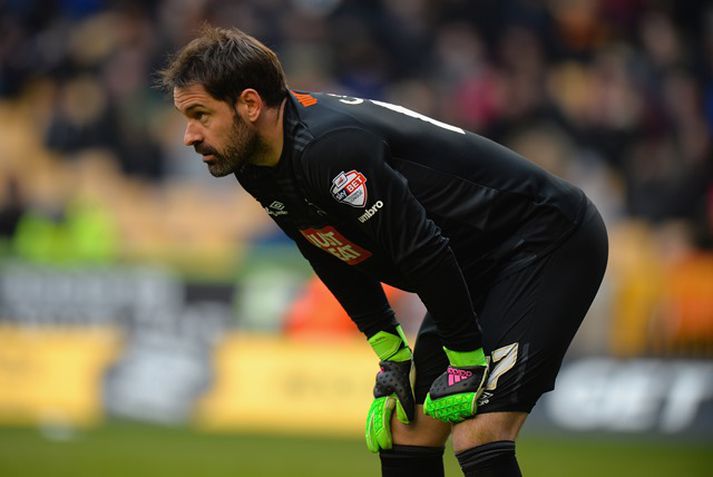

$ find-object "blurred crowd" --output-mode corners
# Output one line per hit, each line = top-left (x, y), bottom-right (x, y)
(0, 0), (712, 356)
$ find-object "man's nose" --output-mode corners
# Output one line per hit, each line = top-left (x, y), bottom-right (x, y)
(183, 122), (202, 147)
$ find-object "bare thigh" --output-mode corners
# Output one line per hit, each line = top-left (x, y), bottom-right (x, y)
(391, 405), (451, 447)
(452, 411), (528, 452)
(391, 406), (528, 453)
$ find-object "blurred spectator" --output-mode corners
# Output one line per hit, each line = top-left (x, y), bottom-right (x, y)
(44, 75), (119, 154)
(655, 222), (713, 356)
(0, 174), (27, 242)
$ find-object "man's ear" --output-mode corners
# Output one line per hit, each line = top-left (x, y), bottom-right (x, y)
(236, 89), (263, 123)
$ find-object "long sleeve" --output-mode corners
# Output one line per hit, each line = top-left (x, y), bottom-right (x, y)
(299, 127), (483, 351)
(274, 219), (399, 338)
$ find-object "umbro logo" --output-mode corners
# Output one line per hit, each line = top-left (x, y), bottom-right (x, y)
(447, 367), (473, 386)
(357, 200), (384, 223)
(265, 200), (288, 216)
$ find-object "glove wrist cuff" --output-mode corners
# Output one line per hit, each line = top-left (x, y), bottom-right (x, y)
(368, 325), (411, 361)
(443, 347), (486, 367)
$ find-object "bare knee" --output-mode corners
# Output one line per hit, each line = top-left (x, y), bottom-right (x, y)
(391, 405), (451, 447)
(451, 411), (528, 453)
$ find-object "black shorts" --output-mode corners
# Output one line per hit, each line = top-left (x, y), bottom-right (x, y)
(412, 200), (609, 413)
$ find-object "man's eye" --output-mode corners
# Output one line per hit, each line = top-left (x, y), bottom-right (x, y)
(190, 110), (208, 122)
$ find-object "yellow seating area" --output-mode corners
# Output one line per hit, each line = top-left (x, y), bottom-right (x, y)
(0, 93), (275, 277)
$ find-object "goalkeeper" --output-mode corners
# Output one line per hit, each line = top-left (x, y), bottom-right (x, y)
(160, 26), (609, 477)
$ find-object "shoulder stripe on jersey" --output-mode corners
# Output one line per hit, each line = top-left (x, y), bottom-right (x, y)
(292, 91), (318, 107)
(284, 94), (315, 154)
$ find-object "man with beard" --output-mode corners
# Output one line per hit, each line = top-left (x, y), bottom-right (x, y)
(160, 26), (608, 477)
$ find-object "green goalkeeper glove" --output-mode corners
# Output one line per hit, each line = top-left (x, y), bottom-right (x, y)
(365, 325), (415, 453)
(423, 347), (489, 424)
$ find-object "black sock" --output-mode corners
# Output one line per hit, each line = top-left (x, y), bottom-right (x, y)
(456, 441), (522, 477)
(380, 445), (445, 477)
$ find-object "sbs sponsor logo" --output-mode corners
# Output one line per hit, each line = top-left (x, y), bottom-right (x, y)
(358, 200), (384, 223)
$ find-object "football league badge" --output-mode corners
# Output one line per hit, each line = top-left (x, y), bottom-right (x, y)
(330, 170), (367, 208)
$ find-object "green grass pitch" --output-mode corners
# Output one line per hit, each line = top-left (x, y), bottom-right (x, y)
(0, 421), (710, 476)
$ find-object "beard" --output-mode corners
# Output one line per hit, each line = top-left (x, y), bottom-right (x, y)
(196, 114), (262, 177)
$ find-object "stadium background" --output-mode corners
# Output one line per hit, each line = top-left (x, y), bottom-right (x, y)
(0, 0), (712, 475)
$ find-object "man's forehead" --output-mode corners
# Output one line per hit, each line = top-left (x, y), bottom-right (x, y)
(173, 84), (212, 108)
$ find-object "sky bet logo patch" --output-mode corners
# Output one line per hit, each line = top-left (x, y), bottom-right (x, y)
(330, 170), (367, 208)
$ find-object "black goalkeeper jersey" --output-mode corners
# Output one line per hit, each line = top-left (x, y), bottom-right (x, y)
(235, 91), (587, 351)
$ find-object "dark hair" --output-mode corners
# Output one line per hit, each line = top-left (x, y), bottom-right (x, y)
(158, 25), (288, 107)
